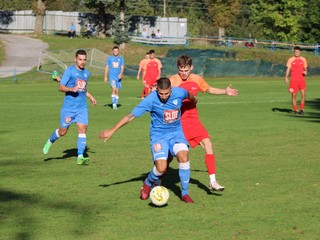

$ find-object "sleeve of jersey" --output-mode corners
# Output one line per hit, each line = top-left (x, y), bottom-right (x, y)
(60, 67), (71, 86)
(195, 75), (210, 92)
(131, 98), (152, 118)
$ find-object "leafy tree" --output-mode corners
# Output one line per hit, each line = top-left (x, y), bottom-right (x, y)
(0, 0), (33, 10)
(250, 0), (304, 42)
(126, 0), (153, 16)
(299, 0), (320, 44)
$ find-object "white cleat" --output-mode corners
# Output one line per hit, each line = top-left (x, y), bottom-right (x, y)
(209, 181), (225, 192)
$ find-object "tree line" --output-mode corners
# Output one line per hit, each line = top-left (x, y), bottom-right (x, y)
(1, 0), (319, 44)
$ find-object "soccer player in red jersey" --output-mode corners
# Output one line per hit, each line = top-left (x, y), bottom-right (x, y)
(285, 46), (308, 115)
(142, 49), (162, 95)
(170, 55), (238, 191)
(137, 51), (150, 99)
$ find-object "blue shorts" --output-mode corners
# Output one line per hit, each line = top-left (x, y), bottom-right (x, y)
(150, 131), (189, 161)
(110, 79), (122, 89)
(60, 108), (88, 129)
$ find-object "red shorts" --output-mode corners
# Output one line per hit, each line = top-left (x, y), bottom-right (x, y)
(182, 121), (210, 148)
(289, 79), (306, 93)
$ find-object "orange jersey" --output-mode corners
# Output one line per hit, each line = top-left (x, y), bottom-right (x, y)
(286, 56), (307, 80)
(139, 58), (149, 77)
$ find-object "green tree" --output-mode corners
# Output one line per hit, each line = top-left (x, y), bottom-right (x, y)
(0, 0), (32, 10)
(250, 0), (304, 42)
(299, 0), (320, 44)
(126, 0), (153, 16)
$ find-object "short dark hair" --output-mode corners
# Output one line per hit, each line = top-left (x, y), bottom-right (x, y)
(157, 77), (171, 90)
(294, 46), (302, 51)
(113, 46), (119, 50)
(177, 55), (192, 68)
(76, 49), (87, 57)
(149, 49), (155, 54)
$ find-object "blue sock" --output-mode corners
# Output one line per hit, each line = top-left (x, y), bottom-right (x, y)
(77, 133), (86, 156)
(146, 166), (162, 186)
(111, 95), (116, 104)
(49, 129), (60, 143)
(115, 96), (119, 105)
(179, 161), (190, 196)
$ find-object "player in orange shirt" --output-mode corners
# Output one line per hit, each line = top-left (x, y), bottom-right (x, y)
(137, 51), (150, 98)
(285, 46), (308, 115)
(170, 55), (238, 191)
(142, 49), (162, 94)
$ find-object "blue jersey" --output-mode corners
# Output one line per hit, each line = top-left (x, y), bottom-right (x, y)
(106, 55), (124, 81)
(60, 65), (90, 111)
(131, 87), (188, 140)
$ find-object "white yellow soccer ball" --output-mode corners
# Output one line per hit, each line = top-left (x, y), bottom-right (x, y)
(149, 186), (170, 206)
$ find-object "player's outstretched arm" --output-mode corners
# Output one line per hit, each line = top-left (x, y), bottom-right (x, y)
(98, 113), (135, 142)
(207, 84), (238, 96)
(225, 84), (238, 96)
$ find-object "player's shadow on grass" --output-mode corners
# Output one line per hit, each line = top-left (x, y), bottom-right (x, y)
(98, 167), (222, 197)
(271, 108), (294, 113)
(104, 103), (122, 109)
(43, 147), (92, 161)
(272, 99), (320, 122)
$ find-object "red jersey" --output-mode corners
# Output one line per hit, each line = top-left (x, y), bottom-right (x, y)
(286, 56), (307, 81)
(143, 58), (162, 85)
(170, 73), (211, 147)
(170, 73), (210, 122)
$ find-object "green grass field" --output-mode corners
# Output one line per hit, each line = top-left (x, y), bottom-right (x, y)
(0, 75), (319, 240)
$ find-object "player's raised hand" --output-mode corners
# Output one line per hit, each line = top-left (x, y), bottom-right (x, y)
(226, 84), (238, 96)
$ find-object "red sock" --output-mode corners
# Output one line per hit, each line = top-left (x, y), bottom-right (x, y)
(205, 154), (216, 175)
(293, 105), (298, 111)
(300, 103), (304, 110)
(144, 86), (148, 96)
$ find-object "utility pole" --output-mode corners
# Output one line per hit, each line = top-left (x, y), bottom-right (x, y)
(163, 0), (166, 17)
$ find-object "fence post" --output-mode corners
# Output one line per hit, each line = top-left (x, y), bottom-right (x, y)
(228, 36), (232, 49)
(271, 39), (275, 52)
(315, 43), (319, 57)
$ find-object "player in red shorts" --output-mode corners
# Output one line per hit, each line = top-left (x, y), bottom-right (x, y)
(142, 49), (162, 95)
(285, 46), (308, 115)
(170, 55), (238, 191)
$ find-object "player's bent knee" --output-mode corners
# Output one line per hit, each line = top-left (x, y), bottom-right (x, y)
(155, 159), (168, 173)
(58, 128), (68, 136)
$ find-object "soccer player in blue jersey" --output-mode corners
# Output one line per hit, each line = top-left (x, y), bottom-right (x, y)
(42, 49), (97, 165)
(99, 78), (197, 203)
(104, 46), (125, 110)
